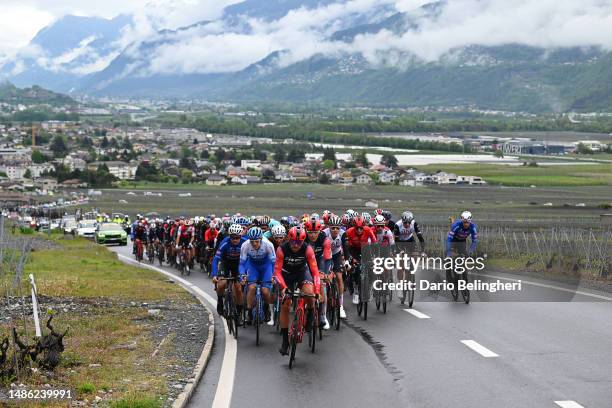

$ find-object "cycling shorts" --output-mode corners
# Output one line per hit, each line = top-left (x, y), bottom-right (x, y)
(245, 260), (273, 289)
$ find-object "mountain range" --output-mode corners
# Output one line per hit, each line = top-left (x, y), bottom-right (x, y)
(1, 0), (610, 113)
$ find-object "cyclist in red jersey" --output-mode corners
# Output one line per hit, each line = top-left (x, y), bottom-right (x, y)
(342, 216), (377, 304)
(274, 226), (321, 356)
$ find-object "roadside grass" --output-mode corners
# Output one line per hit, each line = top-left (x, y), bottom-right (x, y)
(19, 237), (194, 301)
(415, 163), (612, 186)
(1, 235), (197, 406)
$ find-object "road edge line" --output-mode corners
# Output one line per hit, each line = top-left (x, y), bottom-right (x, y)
(115, 253), (216, 408)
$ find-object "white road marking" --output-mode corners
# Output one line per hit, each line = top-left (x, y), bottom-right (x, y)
(403, 308), (431, 319)
(460, 340), (499, 358)
(472, 272), (612, 302)
(116, 253), (236, 408)
(554, 401), (585, 408)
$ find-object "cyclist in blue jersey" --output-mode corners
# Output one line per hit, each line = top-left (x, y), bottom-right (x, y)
(240, 227), (276, 324)
(446, 211), (478, 257)
(212, 224), (247, 317)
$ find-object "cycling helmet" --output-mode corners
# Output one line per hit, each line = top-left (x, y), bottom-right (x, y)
(269, 219), (280, 228)
(228, 224), (243, 236)
(353, 216), (366, 228)
(287, 226), (306, 242)
(301, 213), (310, 223)
(235, 216), (250, 227)
(271, 224), (286, 238)
(341, 214), (350, 227)
(247, 227), (263, 240)
(280, 216), (290, 227)
(382, 210), (392, 221)
(374, 215), (386, 226)
(290, 218), (300, 227)
(223, 219), (232, 229)
(328, 215), (342, 227)
(304, 219), (322, 232)
(260, 215), (270, 226)
(375, 209), (383, 216)
(401, 211), (414, 223)
(361, 212), (371, 223)
(310, 212), (320, 221)
(461, 211), (472, 221)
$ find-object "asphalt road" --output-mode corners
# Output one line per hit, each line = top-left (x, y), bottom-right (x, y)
(112, 246), (612, 408)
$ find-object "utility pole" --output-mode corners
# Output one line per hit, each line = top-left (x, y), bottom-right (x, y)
(32, 124), (36, 147)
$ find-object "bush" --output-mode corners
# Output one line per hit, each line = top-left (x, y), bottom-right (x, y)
(19, 227), (34, 234)
(77, 382), (96, 394)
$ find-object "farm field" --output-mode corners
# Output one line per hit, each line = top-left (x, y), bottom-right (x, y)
(86, 184), (611, 229)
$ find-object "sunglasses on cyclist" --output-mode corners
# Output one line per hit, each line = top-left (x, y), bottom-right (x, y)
(290, 239), (304, 246)
(230, 235), (241, 240)
(375, 225), (385, 228)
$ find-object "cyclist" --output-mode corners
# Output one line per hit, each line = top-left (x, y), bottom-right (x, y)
(270, 224), (287, 251)
(133, 220), (147, 259)
(175, 218), (195, 267)
(343, 216), (377, 305)
(446, 211), (478, 258)
(393, 211), (425, 250)
(240, 227), (276, 325)
(212, 224), (246, 316)
(274, 226), (321, 356)
(203, 220), (219, 268)
(305, 219), (332, 330)
(324, 215), (347, 319)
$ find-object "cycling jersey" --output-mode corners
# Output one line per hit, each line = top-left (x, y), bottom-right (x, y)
(446, 220), (478, 255)
(343, 226), (377, 260)
(274, 242), (320, 294)
(133, 225), (146, 241)
(211, 235), (247, 277)
(307, 232), (332, 274)
(204, 228), (218, 247)
(324, 227), (344, 256)
(393, 219), (424, 243)
(239, 238), (276, 288)
(375, 226), (395, 247)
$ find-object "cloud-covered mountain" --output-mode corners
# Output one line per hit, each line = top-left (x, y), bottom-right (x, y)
(2, 0), (612, 112)
(0, 14), (132, 91)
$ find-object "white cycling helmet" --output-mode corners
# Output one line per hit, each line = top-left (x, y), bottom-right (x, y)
(460, 211), (472, 221)
(401, 211), (414, 223)
(271, 224), (286, 238)
(228, 224), (243, 235)
(374, 215), (386, 226)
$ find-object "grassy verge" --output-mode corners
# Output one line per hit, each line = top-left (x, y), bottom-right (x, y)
(1, 236), (197, 407)
(415, 163), (612, 186)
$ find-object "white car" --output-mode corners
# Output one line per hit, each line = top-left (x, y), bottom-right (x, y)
(77, 220), (97, 238)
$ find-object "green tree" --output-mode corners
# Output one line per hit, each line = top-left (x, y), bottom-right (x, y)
(201, 150), (209, 159)
(31, 149), (46, 163)
(322, 148), (336, 161)
(576, 143), (594, 155)
(354, 150), (369, 167)
(322, 159), (335, 170)
(318, 173), (331, 184)
(23, 169), (32, 179)
(50, 135), (68, 158)
(494, 149), (504, 158)
(380, 153), (398, 168)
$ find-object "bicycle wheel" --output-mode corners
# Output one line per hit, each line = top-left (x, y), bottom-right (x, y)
(461, 271), (470, 304)
(289, 336), (297, 369)
(408, 271), (416, 308)
(255, 295), (261, 346)
(310, 313), (317, 353)
(446, 268), (458, 301)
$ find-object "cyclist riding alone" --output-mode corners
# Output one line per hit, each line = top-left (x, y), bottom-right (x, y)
(240, 227), (277, 325)
(446, 211), (478, 258)
(274, 226), (321, 356)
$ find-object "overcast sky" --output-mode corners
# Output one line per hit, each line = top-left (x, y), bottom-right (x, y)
(1, 0), (611, 77)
